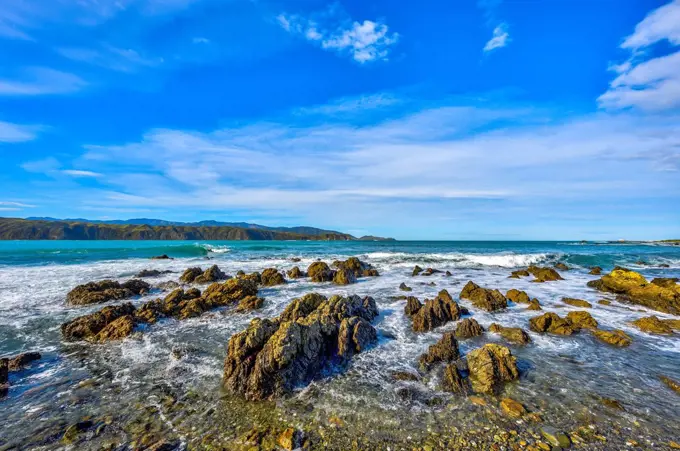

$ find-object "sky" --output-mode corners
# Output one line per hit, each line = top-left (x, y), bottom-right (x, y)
(1, 0), (679, 240)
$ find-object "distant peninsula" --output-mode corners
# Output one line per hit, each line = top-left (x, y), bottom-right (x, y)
(0, 217), (395, 241)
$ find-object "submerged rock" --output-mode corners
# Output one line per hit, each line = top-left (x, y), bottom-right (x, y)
(488, 323), (531, 345)
(421, 268), (441, 276)
(466, 343), (519, 394)
(566, 311), (598, 330)
(66, 279), (150, 306)
(223, 294), (378, 400)
(529, 312), (575, 335)
(7, 351), (41, 371)
(411, 290), (463, 332)
(135, 269), (172, 278)
(460, 281), (508, 312)
(587, 268), (680, 314)
(193, 265), (228, 284)
(562, 297), (592, 308)
(455, 318), (484, 339)
(260, 268), (286, 286)
(62, 303), (136, 341)
(391, 370), (420, 382)
(540, 426), (571, 448)
(404, 296), (423, 317)
(509, 269), (530, 279)
(399, 282), (412, 292)
(660, 375), (680, 394)
(286, 266), (305, 279)
(592, 328), (632, 347)
(151, 254), (172, 260)
(500, 397), (527, 418)
(418, 332), (460, 370)
(554, 263), (570, 271)
(307, 262), (334, 282)
(631, 315), (674, 334)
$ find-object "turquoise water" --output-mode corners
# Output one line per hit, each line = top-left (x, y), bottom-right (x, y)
(0, 240), (679, 448)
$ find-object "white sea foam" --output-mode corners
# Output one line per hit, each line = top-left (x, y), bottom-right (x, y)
(362, 251), (553, 268)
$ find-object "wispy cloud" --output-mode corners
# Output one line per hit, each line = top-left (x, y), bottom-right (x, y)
(56, 45), (163, 73)
(0, 121), (40, 142)
(277, 8), (399, 63)
(483, 24), (510, 52)
(478, 0), (510, 53)
(599, 0), (680, 111)
(0, 201), (36, 211)
(0, 67), (86, 96)
(62, 169), (102, 177)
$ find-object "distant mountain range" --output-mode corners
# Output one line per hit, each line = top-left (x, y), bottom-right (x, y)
(0, 217), (395, 241)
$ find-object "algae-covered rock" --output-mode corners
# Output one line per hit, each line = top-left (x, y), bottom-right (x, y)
(62, 420), (93, 444)
(94, 315), (135, 342)
(236, 296), (265, 312)
(527, 299), (542, 311)
(631, 316), (674, 334)
(455, 318), (484, 339)
(528, 265), (564, 282)
(506, 289), (530, 304)
(202, 278), (258, 306)
(460, 281), (508, 312)
(529, 312), (575, 335)
(488, 323), (531, 345)
(412, 265), (423, 276)
(391, 371), (420, 382)
(660, 375), (680, 394)
(540, 426), (571, 448)
(592, 329), (632, 347)
(566, 311), (598, 330)
(333, 257), (379, 277)
(562, 297), (592, 308)
(7, 351), (41, 371)
(286, 266), (305, 279)
(412, 290), (463, 332)
(587, 268), (680, 314)
(278, 428), (301, 450)
(466, 343), (519, 394)
(66, 279), (150, 306)
(332, 268), (357, 285)
(442, 364), (468, 394)
(260, 268), (286, 286)
(307, 262), (335, 282)
(62, 303), (136, 341)
(509, 269), (530, 279)
(418, 332), (460, 370)
(193, 265), (228, 284)
(404, 296), (423, 317)
(500, 397), (526, 418)
(180, 267), (203, 283)
(399, 282), (412, 292)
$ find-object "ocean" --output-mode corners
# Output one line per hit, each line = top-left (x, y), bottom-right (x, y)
(1, 240), (679, 449)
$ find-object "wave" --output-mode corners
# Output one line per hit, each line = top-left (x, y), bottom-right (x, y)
(362, 251), (554, 268)
(196, 243), (231, 254)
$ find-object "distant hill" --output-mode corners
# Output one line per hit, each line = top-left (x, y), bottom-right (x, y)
(4, 217), (394, 241)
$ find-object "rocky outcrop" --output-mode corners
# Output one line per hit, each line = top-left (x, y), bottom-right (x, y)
(7, 352), (42, 371)
(135, 269), (172, 278)
(94, 315), (135, 342)
(286, 266), (305, 279)
(66, 279), (150, 306)
(632, 316), (674, 334)
(237, 271), (261, 284)
(527, 299), (542, 311)
(411, 290), (463, 332)
(194, 265), (228, 284)
(466, 344), (519, 394)
(488, 323), (531, 344)
(587, 268), (680, 314)
(455, 318), (484, 339)
(566, 311), (598, 330)
(404, 296), (423, 317)
(332, 268), (357, 285)
(399, 282), (412, 292)
(180, 267), (203, 283)
(236, 296), (265, 312)
(592, 329), (632, 347)
(506, 289), (530, 304)
(460, 281), (507, 312)
(260, 268), (286, 286)
(562, 297), (592, 308)
(418, 332), (460, 370)
(333, 257), (379, 277)
(223, 294), (378, 400)
(307, 262), (334, 282)
(529, 312), (575, 335)
(61, 303), (136, 341)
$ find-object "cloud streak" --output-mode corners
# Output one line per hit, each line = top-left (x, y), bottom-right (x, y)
(0, 121), (40, 142)
(483, 24), (509, 52)
(0, 67), (86, 96)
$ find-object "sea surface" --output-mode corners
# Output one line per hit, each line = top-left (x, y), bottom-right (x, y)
(1, 240), (679, 449)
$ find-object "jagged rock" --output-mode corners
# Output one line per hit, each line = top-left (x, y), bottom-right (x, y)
(529, 312), (575, 335)
(333, 257), (379, 277)
(62, 303), (136, 341)
(236, 296), (265, 312)
(404, 296), (422, 317)
(135, 269), (172, 278)
(223, 294), (378, 400)
(466, 343), (519, 394)
(445, 270), (452, 276)
(418, 332), (460, 370)
(286, 266), (305, 279)
(180, 267), (203, 283)
(135, 288), (203, 323)
(391, 371), (420, 382)
(194, 265), (228, 284)
(554, 263), (570, 271)
(488, 323), (531, 344)
(509, 269), (530, 279)
(66, 279), (150, 306)
(663, 319), (680, 330)
(307, 262), (335, 282)
(589, 266), (602, 275)
(660, 375), (680, 394)
(442, 364), (467, 394)
(333, 268), (357, 285)
(460, 281), (508, 312)
(94, 315), (135, 341)
(399, 282), (412, 292)
(238, 271), (261, 284)
(151, 254), (171, 260)
(506, 289), (530, 304)
(412, 290), (462, 332)
(587, 268), (680, 314)
(592, 329), (632, 347)
(562, 297), (592, 308)
(7, 352), (41, 371)
(566, 311), (598, 330)
(455, 318), (484, 339)
(202, 278), (258, 306)
(500, 397), (526, 418)
(412, 265), (423, 276)
(260, 268), (286, 286)
(527, 299), (542, 311)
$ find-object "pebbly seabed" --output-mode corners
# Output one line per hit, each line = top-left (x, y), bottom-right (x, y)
(0, 240), (679, 450)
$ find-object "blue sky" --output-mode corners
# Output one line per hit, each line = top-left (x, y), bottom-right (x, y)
(1, 0), (679, 240)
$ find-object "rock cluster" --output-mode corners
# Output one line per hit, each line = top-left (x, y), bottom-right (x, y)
(460, 281), (507, 312)
(587, 268), (680, 314)
(223, 293), (378, 400)
(529, 312), (575, 335)
(333, 257), (380, 277)
(286, 266), (305, 279)
(61, 303), (137, 341)
(181, 265), (228, 284)
(418, 332), (460, 370)
(403, 296), (423, 317)
(66, 279), (150, 306)
(488, 323), (531, 345)
(410, 290), (463, 332)
(510, 265), (563, 283)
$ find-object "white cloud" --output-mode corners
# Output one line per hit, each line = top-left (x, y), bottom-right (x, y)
(599, 1), (680, 111)
(0, 201), (35, 208)
(192, 37), (210, 44)
(0, 67), (86, 96)
(277, 11), (398, 63)
(62, 169), (102, 177)
(56, 45), (163, 72)
(0, 121), (39, 142)
(483, 24), (509, 52)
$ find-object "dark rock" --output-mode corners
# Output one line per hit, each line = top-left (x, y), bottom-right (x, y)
(151, 254), (172, 260)
(589, 266), (602, 275)
(412, 290), (463, 332)
(412, 265), (423, 276)
(529, 312), (575, 335)
(460, 281), (508, 312)
(180, 267), (203, 283)
(135, 269), (172, 278)
(62, 420), (94, 444)
(488, 323), (531, 344)
(509, 269), (529, 279)
(286, 266), (306, 279)
(66, 279), (150, 306)
(404, 296), (423, 317)
(290, 257), (301, 262)
(62, 303), (136, 341)
(454, 318), (484, 339)
(333, 268), (357, 285)
(421, 268), (441, 276)
(0, 358), (7, 386)
(223, 294), (378, 400)
(442, 364), (468, 394)
(445, 270), (452, 276)
(418, 332), (460, 370)
(156, 280), (180, 291)
(307, 262), (335, 282)
(399, 282), (412, 292)
(8, 352), (42, 371)
(194, 265), (228, 284)
(467, 343), (519, 394)
(260, 268), (286, 286)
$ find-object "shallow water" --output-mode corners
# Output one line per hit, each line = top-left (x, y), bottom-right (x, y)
(1, 240), (679, 449)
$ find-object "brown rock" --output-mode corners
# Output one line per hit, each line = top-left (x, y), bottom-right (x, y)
(592, 329), (632, 347)
(399, 282), (412, 292)
(260, 268), (286, 286)
(527, 265), (564, 282)
(566, 311), (598, 330)
(179, 267), (203, 283)
(332, 268), (357, 285)
(66, 279), (150, 306)
(202, 278), (259, 307)
(529, 312), (575, 335)
(500, 397), (527, 418)
(631, 316), (674, 334)
(404, 296), (423, 317)
(421, 268), (441, 276)
(278, 428), (301, 451)
(589, 266), (602, 275)
(562, 297), (592, 308)
(412, 290), (463, 332)
(391, 371), (420, 382)
(466, 343), (519, 394)
(193, 265), (228, 284)
(442, 364), (468, 394)
(286, 266), (305, 279)
(506, 289), (531, 304)
(597, 299), (611, 306)
(527, 299), (542, 311)
(307, 262), (335, 282)
(554, 263), (569, 271)
(460, 281), (508, 312)
(418, 332), (460, 370)
(663, 319), (680, 330)
(62, 303), (136, 341)
(455, 318), (484, 339)
(236, 296), (265, 312)
(7, 352), (41, 371)
(509, 269), (530, 279)
(93, 315), (135, 342)
(488, 323), (531, 344)
(333, 257), (379, 277)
